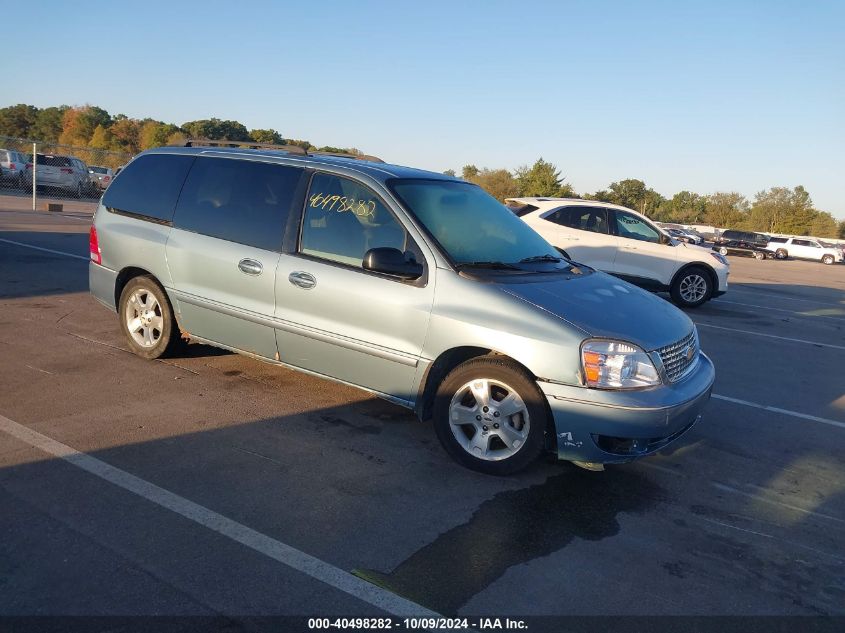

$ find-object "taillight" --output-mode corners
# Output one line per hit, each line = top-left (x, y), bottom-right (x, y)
(89, 226), (101, 264)
(61, 167), (73, 174)
(25, 163), (32, 170)
(9, 163), (15, 170)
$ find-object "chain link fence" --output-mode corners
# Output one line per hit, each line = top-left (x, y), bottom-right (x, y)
(0, 135), (133, 209)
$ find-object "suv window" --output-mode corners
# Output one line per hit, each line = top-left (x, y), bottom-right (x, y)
(546, 206), (609, 234)
(301, 173), (409, 268)
(768, 237), (787, 243)
(103, 153), (196, 223)
(505, 201), (539, 217)
(614, 210), (661, 243)
(173, 157), (303, 252)
(792, 239), (816, 247)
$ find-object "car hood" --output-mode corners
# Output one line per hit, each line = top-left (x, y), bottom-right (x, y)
(499, 271), (694, 351)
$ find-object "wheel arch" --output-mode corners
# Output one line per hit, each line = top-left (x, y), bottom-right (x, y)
(671, 262), (718, 296)
(114, 266), (159, 309)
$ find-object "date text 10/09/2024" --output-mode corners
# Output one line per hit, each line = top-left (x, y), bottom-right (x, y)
(307, 618), (528, 630)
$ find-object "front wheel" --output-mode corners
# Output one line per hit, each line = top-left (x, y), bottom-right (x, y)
(822, 255), (834, 265)
(776, 249), (788, 260)
(433, 357), (547, 475)
(670, 266), (712, 308)
(754, 251), (765, 260)
(719, 247), (728, 256)
(119, 276), (181, 360)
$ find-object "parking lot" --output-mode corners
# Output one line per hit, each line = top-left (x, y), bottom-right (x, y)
(1, 193), (843, 627)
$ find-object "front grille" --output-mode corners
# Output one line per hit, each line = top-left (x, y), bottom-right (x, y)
(656, 330), (698, 382)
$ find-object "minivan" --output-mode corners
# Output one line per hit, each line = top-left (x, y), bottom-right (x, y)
(89, 145), (714, 475)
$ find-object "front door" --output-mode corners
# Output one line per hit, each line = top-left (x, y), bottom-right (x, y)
(610, 209), (677, 287)
(539, 206), (618, 271)
(274, 172), (434, 402)
(166, 157), (305, 359)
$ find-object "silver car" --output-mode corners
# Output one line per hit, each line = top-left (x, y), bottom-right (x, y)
(0, 148), (28, 188)
(89, 146), (714, 475)
(25, 153), (91, 197)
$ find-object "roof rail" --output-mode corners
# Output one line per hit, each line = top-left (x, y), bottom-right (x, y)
(182, 139), (385, 163)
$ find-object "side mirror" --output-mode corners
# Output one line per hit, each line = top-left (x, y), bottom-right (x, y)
(362, 247), (423, 280)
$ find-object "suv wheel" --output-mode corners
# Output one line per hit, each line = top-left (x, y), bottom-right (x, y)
(775, 249), (787, 260)
(433, 357), (546, 475)
(822, 254), (834, 265)
(670, 267), (712, 308)
(719, 247), (728, 256)
(119, 276), (180, 360)
(754, 251), (765, 260)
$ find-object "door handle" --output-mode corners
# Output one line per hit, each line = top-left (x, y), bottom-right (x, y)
(289, 271), (316, 289)
(238, 258), (263, 275)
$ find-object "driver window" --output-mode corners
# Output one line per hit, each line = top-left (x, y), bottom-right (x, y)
(300, 173), (411, 268)
(614, 211), (660, 243)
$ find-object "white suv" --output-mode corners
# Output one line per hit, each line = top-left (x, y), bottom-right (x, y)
(509, 198), (729, 308)
(765, 237), (843, 265)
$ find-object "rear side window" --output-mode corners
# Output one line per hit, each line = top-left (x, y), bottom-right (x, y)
(103, 154), (195, 223)
(546, 206), (609, 234)
(173, 157), (304, 252)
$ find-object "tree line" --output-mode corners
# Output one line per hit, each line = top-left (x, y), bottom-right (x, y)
(0, 103), (357, 159)
(448, 160), (844, 239)
(1, 103), (841, 238)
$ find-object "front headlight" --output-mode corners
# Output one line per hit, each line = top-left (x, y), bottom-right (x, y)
(709, 252), (729, 266)
(581, 340), (661, 389)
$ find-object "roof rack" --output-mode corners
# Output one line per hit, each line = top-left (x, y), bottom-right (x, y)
(182, 139), (385, 163)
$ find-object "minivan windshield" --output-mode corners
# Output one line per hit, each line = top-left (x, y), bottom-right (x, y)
(390, 179), (566, 270)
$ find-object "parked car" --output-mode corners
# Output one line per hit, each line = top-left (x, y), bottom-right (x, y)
(713, 230), (771, 260)
(0, 148), (28, 188)
(665, 227), (704, 246)
(765, 237), (844, 264)
(25, 153), (93, 197)
(88, 165), (114, 191)
(507, 197), (729, 308)
(89, 147), (714, 475)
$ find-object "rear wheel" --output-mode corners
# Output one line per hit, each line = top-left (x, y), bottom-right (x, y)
(754, 251), (765, 260)
(118, 276), (180, 360)
(670, 266), (712, 308)
(822, 254), (834, 265)
(719, 247), (728, 256)
(776, 249), (788, 260)
(433, 357), (547, 475)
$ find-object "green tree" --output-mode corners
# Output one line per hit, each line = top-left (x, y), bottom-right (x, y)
(249, 128), (285, 144)
(515, 158), (573, 197)
(442, 169), (456, 177)
(748, 186), (813, 234)
(139, 121), (181, 150)
(600, 179), (664, 216)
(655, 191), (707, 223)
(704, 192), (749, 228)
(59, 106), (113, 146)
(88, 124), (115, 150)
(464, 168), (520, 201)
(461, 165), (480, 180)
(181, 118), (250, 141)
(807, 211), (838, 238)
(31, 106), (69, 142)
(838, 220), (845, 239)
(0, 104), (38, 137)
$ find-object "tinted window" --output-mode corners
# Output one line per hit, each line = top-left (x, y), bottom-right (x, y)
(792, 239), (815, 247)
(174, 157), (303, 252)
(90, 166), (108, 174)
(103, 154), (195, 223)
(769, 237), (787, 243)
(546, 206), (609, 234)
(301, 173), (409, 267)
(614, 210), (661, 243)
(505, 201), (539, 217)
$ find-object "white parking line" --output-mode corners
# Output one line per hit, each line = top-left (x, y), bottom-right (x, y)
(712, 394), (845, 430)
(0, 414), (439, 619)
(0, 237), (88, 261)
(712, 298), (845, 321)
(728, 288), (844, 308)
(695, 321), (845, 350)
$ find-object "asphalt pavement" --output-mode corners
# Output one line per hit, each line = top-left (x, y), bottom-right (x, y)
(1, 199), (843, 630)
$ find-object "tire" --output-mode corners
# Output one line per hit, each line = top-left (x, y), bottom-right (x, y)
(118, 276), (181, 360)
(432, 357), (547, 475)
(754, 251), (765, 260)
(776, 249), (787, 260)
(670, 266), (712, 308)
(822, 255), (834, 265)
(719, 247), (728, 256)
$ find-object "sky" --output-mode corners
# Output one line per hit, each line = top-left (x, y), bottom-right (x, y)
(4, 0), (844, 217)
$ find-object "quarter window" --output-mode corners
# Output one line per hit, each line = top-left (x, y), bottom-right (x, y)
(614, 211), (660, 243)
(173, 157), (304, 252)
(300, 173), (409, 268)
(103, 153), (196, 223)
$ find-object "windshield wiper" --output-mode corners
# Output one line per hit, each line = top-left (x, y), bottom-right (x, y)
(457, 261), (522, 270)
(518, 254), (564, 263)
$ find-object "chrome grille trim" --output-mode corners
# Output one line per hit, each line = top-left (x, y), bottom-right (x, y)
(656, 330), (698, 383)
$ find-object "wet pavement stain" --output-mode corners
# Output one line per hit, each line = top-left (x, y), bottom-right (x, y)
(355, 467), (661, 614)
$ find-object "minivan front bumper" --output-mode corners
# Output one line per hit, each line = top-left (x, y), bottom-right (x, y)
(539, 353), (714, 464)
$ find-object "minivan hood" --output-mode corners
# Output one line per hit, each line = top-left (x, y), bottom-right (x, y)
(499, 272), (694, 351)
